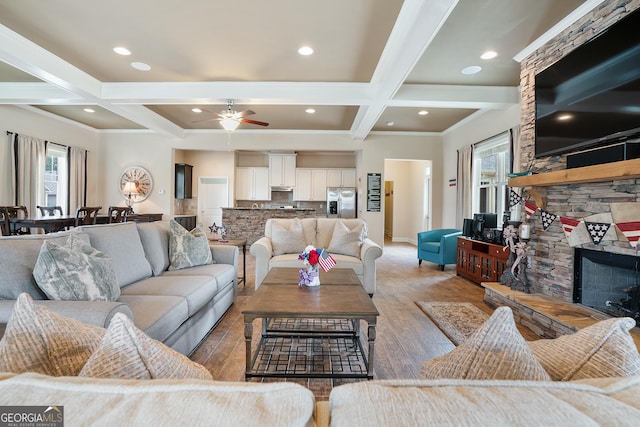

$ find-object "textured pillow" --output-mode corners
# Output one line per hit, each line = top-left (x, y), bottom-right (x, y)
(271, 219), (306, 256)
(168, 220), (213, 271)
(327, 220), (364, 257)
(529, 317), (640, 381)
(33, 234), (120, 302)
(420, 306), (551, 381)
(0, 293), (105, 376)
(79, 313), (212, 380)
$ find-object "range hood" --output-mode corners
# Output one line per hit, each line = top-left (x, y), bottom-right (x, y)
(271, 186), (294, 191)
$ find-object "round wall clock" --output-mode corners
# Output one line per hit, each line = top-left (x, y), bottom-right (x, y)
(119, 166), (153, 203)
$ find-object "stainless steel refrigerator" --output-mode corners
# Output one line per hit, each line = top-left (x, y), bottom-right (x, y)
(326, 187), (357, 218)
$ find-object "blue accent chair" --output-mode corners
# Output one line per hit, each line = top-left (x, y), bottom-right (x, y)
(417, 229), (462, 271)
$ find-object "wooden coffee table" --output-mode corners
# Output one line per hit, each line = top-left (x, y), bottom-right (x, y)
(242, 268), (379, 380)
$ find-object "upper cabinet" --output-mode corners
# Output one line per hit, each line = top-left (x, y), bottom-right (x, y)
(175, 163), (193, 199)
(236, 167), (270, 201)
(269, 153), (297, 187)
(326, 169), (356, 188)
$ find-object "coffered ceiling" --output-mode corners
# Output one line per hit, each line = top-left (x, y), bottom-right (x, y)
(0, 0), (591, 139)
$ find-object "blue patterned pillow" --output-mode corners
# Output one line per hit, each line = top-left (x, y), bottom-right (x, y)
(33, 234), (120, 302)
(168, 220), (213, 271)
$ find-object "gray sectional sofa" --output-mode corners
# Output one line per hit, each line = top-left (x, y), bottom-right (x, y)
(0, 221), (238, 355)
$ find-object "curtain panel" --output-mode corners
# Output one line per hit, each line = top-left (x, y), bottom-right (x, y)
(456, 145), (473, 229)
(68, 146), (87, 214)
(12, 134), (46, 217)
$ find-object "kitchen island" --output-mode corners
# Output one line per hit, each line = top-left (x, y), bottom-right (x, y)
(222, 207), (317, 245)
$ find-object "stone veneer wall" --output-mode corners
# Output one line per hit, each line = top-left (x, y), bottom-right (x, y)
(519, 0), (640, 301)
(222, 208), (317, 245)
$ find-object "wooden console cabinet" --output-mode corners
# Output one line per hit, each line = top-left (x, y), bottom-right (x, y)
(456, 237), (509, 284)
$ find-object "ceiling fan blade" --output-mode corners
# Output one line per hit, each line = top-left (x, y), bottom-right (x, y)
(236, 109), (255, 117)
(240, 118), (269, 127)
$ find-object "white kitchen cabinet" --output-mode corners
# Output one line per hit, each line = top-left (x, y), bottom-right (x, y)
(327, 169), (356, 187)
(294, 168), (329, 201)
(311, 169), (327, 201)
(236, 167), (270, 200)
(293, 169), (312, 201)
(269, 154), (297, 187)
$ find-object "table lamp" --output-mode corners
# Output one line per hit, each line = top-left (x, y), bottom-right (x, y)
(122, 181), (139, 211)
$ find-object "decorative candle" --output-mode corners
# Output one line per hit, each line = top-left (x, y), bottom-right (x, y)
(519, 222), (531, 239)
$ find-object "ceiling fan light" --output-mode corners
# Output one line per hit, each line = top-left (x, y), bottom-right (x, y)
(220, 118), (240, 131)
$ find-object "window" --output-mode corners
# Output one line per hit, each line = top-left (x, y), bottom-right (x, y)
(45, 144), (68, 214)
(472, 132), (510, 224)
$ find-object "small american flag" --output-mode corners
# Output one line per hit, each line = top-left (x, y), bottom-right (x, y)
(317, 248), (336, 272)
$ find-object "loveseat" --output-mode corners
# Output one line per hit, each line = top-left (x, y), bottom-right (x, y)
(250, 218), (382, 294)
(0, 221), (238, 355)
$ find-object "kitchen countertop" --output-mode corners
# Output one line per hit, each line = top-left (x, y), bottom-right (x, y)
(224, 207), (316, 211)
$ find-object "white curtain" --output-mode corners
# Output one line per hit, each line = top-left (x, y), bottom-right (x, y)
(12, 134), (46, 217)
(1, 133), (15, 204)
(68, 146), (87, 214)
(456, 145), (473, 229)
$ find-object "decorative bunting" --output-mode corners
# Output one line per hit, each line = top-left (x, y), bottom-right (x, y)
(559, 216), (581, 240)
(509, 189), (523, 208)
(616, 221), (640, 249)
(540, 210), (557, 230)
(584, 222), (611, 245)
(524, 200), (538, 220)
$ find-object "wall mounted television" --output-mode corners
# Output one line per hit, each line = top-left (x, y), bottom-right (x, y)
(534, 7), (640, 158)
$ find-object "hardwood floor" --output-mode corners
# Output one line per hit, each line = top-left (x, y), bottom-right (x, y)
(191, 241), (538, 399)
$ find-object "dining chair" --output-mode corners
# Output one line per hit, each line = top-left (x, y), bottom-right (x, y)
(75, 206), (102, 226)
(107, 206), (132, 223)
(4, 205), (29, 235)
(0, 207), (12, 236)
(37, 205), (64, 216)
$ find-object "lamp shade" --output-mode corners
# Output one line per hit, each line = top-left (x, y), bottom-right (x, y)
(122, 181), (139, 195)
(220, 117), (240, 132)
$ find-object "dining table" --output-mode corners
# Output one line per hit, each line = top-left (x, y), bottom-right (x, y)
(9, 213), (163, 234)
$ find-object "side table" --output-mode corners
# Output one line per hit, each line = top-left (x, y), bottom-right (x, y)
(209, 238), (247, 287)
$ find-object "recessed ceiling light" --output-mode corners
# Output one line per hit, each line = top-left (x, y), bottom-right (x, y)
(131, 61), (151, 71)
(192, 108), (202, 113)
(557, 114), (573, 121)
(83, 108), (95, 113)
(418, 110), (429, 116)
(386, 121), (395, 127)
(305, 108), (316, 114)
(461, 65), (482, 75)
(480, 51), (497, 60)
(298, 46), (314, 56)
(113, 46), (131, 56)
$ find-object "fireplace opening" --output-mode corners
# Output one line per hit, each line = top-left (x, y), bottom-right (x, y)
(574, 248), (640, 320)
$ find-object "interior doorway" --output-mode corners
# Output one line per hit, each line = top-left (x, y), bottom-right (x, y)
(384, 181), (394, 241)
(197, 176), (229, 229)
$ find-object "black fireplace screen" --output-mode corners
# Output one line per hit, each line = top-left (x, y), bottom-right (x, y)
(574, 249), (640, 320)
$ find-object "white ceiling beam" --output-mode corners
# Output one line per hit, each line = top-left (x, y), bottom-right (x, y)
(350, 0), (459, 140)
(391, 84), (519, 109)
(0, 82), (81, 104)
(0, 23), (184, 137)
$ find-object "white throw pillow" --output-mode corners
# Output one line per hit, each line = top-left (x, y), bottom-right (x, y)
(33, 233), (120, 302)
(79, 313), (212, 380)
(168, 220), (213, 271)
(327, 220), (364, 257)
(271, 218), (307, 256)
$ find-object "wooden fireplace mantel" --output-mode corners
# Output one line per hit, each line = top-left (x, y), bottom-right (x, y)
(508, 158), (640, 208)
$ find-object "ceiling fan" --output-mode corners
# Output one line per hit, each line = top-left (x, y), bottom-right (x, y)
(195, 100), (269, 131)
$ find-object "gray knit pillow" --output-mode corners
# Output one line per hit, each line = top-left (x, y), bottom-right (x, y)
(529, 317), (640, 381)
(79, 313), (212, 380)
(420, 306), (551, 381)
(168, 220), (212, 271)
(33, 233), (120, 302)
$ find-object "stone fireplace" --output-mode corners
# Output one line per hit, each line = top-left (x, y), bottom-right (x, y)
(574, 248), (640, 320)
(517, 0), (640, 305)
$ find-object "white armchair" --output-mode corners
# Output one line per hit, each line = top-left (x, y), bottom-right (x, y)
(250, 218), (382, 295)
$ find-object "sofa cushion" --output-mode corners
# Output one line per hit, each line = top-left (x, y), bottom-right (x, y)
(79, 313), (212, 380)
(0, 293), (105, 376)
(120, 276), (218, 317)
(420, 306), (551, 381)
(117, 295), (188, 342)
(74, 222), (152, 288)
(0, 230), (83, 300)
(33, 234), (120, 302)
(270, 218), (307, 256)
(529, 317), (640, 381)
(327, 220), (364, 257)
(0, 372), (316, 427)
(162, 263), (236, 289)
(136, 221), (170, 275)
(168, 220), (213, 271)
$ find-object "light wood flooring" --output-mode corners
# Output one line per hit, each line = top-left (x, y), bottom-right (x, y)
(191, 242), (539, 399)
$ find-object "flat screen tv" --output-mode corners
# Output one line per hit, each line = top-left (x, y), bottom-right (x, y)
(472, 213), (498, 239)
(534, 7), (640, 158)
